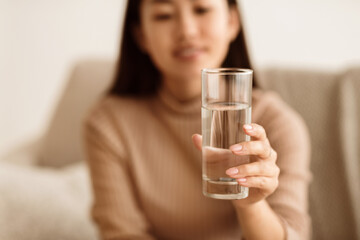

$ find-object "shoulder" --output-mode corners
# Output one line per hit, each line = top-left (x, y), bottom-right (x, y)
(252, 89), (304, 126)
(84, 94), (152, 132)
(252, 89), (310, 149)
(83, 95), (153, 157)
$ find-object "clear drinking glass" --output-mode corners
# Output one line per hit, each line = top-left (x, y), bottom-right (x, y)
(201, 68), (253, 200)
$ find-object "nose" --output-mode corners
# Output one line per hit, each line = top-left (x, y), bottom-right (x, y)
(176, 12), (199, 41)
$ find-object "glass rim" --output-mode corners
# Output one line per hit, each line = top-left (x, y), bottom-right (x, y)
(201, 68), (253, 75)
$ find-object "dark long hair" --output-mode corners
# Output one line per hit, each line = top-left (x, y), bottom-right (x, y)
(109, 0), (255, 96)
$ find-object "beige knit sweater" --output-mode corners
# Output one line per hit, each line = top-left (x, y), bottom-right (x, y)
(83, 88), (311, 240)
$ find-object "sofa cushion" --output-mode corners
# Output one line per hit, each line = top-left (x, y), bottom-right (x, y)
(0, 161), (97, 240)
(38, 59), (115, 167)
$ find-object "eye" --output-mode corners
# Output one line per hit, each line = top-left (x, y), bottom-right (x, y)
(153, 13), (172, 21)
(194, 6), (212, 15)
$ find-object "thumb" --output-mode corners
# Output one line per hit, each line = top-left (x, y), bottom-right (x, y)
(191, 134), (202, 151)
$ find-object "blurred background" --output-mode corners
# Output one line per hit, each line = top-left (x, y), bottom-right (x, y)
(1, 0), (360, 239)
(1, 0), (360, 157)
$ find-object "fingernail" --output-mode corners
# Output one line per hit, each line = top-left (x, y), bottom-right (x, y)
(238, 178), (247, 183)
(244, 124), (253, 130)
(226, 168), (239, 175)
(230, 144), (242, 152)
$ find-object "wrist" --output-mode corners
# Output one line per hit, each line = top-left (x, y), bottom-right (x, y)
(233, 199), (267, 214)
(234, 199), (286, 240)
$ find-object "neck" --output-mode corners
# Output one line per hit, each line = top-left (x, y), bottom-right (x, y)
(162, 75), (201, 102)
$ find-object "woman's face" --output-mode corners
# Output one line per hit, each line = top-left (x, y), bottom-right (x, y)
(136, 0), (240, 82)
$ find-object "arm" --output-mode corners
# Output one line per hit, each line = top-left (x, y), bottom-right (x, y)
(84, 113), (155, 240)
(193, 125), (285, 240)
(192, 94), (311, 240)
(262, 102), (312, 240)
(228, 96), (311, 239)
(224, 123), (286, 240)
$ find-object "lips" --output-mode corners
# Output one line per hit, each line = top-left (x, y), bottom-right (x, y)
(173, 46), (205, 60)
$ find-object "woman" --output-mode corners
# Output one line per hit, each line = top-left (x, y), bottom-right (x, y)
(84, 0), (311, 239)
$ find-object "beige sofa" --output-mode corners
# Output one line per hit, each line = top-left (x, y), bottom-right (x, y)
(0, 60), (359, 240)
(258, 67), (360, 240)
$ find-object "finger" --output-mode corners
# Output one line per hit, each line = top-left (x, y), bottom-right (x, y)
(191, 134), (202, 151)
(230, 141), (274, 160)
(236, 176), (279, 191)
(243, 123), (267, 141)
(226, 161), (280, 178)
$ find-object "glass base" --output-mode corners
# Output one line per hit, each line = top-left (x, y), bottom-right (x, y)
(203, 179), (249, 200)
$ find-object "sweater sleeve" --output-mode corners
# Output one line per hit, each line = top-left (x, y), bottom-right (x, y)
(83, 105), (155, 240)
(254, 92), (312, 240)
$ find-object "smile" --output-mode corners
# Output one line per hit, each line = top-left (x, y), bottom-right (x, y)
(173, 47), (204, 60)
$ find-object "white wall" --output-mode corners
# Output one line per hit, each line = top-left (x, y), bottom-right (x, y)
(1, 0), (360, 157)
(240, 0), (360, 69)
(0, 0), (125, 156)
